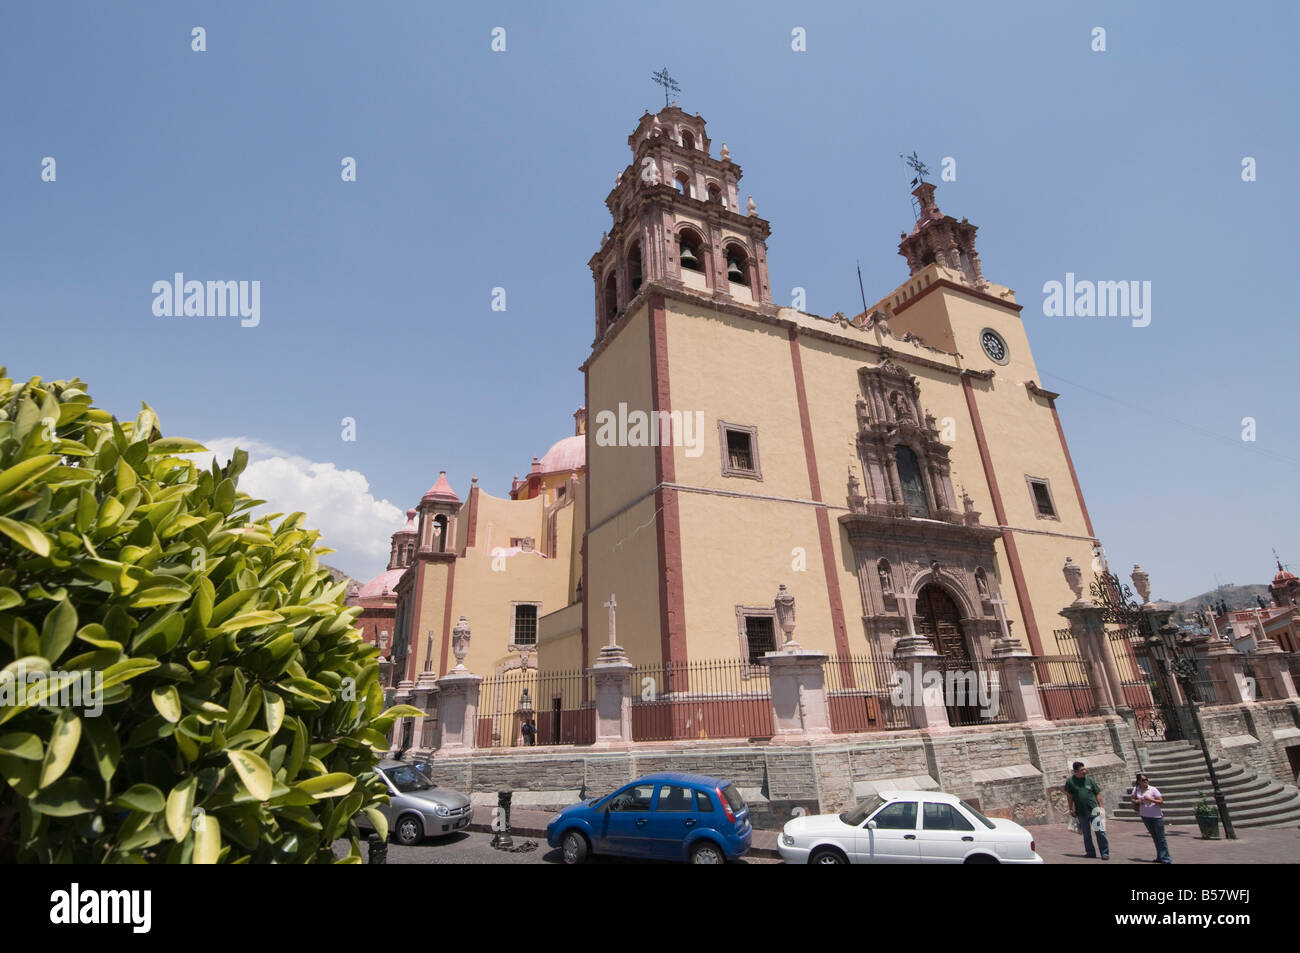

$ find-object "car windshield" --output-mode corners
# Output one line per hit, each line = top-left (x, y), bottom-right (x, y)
(384, 765), (434, 793)
(840, 795), (885, 826)
(959, 799), (997, 829)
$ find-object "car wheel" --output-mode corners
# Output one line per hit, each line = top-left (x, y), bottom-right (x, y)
(690, 841), (725, 865)
(561, 830), (589, 865)
(963, 853), (999, 864)
(809, 847), (848, 865)
(395, 814), (423, 846)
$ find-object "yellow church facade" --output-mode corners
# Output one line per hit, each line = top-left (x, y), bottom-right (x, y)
(378, 104), (1109, 747)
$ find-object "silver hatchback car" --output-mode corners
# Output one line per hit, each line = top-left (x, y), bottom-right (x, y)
(362, 760), (474, 846)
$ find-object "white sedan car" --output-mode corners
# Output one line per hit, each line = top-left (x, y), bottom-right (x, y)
(779, 790), (1043, 864)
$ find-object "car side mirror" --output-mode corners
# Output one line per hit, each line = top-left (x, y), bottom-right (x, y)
(866, 820), (877, 830)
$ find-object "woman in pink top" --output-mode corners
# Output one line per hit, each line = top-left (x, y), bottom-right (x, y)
(1132, 774), (1172, 864)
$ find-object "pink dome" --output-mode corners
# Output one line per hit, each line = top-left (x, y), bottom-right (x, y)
(538, 435), (585, 475)
(357, 567), (405, 602)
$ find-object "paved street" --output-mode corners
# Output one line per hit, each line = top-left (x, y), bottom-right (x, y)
(339, 812), (1299, 864)
(338, 830), (780, 864)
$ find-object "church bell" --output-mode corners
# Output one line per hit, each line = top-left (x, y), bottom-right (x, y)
(726, 257), (746, 283)
(679, 240), (701, 271)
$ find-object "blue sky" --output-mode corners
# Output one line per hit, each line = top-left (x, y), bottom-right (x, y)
(2, 1), (1296, 600)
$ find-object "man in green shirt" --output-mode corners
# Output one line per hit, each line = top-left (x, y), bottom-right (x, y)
(1064, 761), (1109, 859)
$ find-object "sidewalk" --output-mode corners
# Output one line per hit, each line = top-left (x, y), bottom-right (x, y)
(477, 810), (1300, 863)
(1032, 816), (1300, 864)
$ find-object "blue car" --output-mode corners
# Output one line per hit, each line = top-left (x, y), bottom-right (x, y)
(546, 773), (752, 864)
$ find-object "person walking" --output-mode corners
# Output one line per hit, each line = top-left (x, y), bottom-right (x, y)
(1064, 761), (1109, 860)
(1132, 773), (1172, 863)
(521, 716), (536, 746)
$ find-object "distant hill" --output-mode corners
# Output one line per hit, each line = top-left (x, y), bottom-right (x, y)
(321, 563), (357, 590)
(1172, 583), (1274, 622)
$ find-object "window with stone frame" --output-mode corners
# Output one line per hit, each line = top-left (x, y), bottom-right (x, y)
(510, 602), (540, 646)
(1026, 476), (1058, 520)
(719, 421), (761, 480)
(736, 607), (777, 667)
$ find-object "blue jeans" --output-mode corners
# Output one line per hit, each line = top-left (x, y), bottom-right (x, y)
(1080, 814), (1109, 858)
(1143, 815), (1171, 863)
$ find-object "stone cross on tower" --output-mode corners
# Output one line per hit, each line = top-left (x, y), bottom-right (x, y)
(604, 593), (617, 648)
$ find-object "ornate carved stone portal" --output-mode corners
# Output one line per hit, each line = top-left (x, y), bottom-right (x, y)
(840, 361), (1008, 660)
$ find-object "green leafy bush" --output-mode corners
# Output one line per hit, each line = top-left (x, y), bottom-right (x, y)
(0, 369), (418, 862)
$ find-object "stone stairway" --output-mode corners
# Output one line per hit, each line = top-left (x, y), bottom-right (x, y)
(1134, 741), (1300, 829)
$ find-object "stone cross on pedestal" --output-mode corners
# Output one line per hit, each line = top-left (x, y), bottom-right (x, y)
(989, 595), (1015, 645)
(604, 594), (617, 648)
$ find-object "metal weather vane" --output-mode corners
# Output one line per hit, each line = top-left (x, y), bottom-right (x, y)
(652, 67), (680, 107)
(899, 151), (930, 186)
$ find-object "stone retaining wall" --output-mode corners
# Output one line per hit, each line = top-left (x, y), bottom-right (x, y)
(420, 714), (1146, 828)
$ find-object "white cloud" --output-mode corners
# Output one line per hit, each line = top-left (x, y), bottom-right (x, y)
(199, 438), (402, 581)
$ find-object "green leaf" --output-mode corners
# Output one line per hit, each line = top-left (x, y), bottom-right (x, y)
(111, 783), (166, 814)
(151, 685), (182, 723)
(81, 716), (120, 783)
(38, 709), (81, 789)
(0, 454), (61, 498)
(39, 598), (78, 664)
(362, 807), (389, 842)
(0, 731), (43, 760)
(165, 776), (197, 842)
(262, 690), (285, 736)
(99, 657), (160, 689)
(296, 772), (357, 799)
(0, 587), (21, 611)
(130, 585), (192, 608)
(193, 812), (221, 864)
(217, 610), (284, 633)
(227, 749), (274, 801)
(148, 437), (209, 455)
(278, 676), (333, 703)
(30, 777), (98, 816)
(0, 515), (49, 556)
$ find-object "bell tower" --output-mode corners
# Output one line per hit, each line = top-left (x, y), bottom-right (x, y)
(898, 180), (985, 290)
(589, 106), (774, 341)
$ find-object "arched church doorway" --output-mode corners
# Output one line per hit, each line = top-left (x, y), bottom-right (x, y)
(913, 583), (982, 726)
(914, 583), (970, 661)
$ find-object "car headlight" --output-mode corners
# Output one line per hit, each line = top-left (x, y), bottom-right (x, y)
(435, 805), (450, 817)
(548, 812), (563, 826)
(782, 834), (795, 847)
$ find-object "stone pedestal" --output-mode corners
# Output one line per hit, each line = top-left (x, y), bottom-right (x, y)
(990, 636), (1047, 723)
(762, 648), (832, 741)
(435, 670), (483, 753)
(1253, 638), (1300, 701)
(589, 643), (635, 746)
(892, 634), (951, 730)
(1201, 637), (1250, 704)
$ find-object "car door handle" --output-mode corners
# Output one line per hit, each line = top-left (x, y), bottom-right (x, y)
(962, 836), (974, 841)
(684, 819), (697, 827)
(635, 818), (647, 827)
(904, 834), (916, 840)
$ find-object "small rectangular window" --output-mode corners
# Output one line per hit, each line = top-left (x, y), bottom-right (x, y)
(695, 790), (715, 812)
(718, 421), (761, 480)
(744, 616), (776, 664)
(513, 604), (538, 645)
(727, 430), (752, 470)
(1026, 477), (1057, 519)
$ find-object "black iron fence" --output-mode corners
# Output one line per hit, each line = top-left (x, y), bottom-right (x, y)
(477, 668), (594, 747)
(823, 653), (911, 732)
(630, 658), (774, 742)
(1036, 649), (1099, 720)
